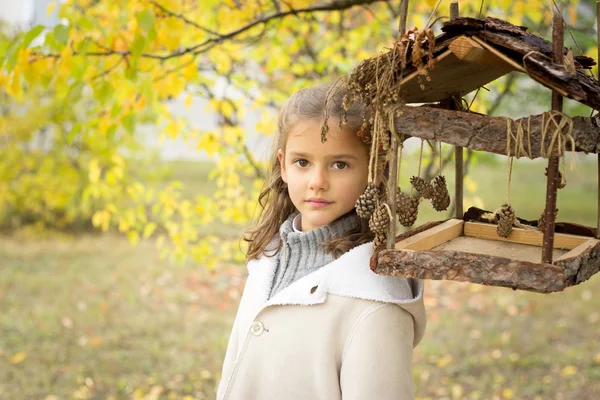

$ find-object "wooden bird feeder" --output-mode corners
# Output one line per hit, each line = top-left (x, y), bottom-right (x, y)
(366, 3), (600, 293)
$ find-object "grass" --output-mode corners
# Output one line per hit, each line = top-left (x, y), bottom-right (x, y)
(1, 156), (600, 399)
(0, 235), (241, 399)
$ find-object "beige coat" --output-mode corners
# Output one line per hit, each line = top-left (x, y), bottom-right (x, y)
(217, 241), (426, 400)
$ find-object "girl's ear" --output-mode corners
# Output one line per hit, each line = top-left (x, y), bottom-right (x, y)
(277, 149), (287, 183)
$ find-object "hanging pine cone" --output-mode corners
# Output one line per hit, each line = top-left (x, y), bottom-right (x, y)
(374, 233), (387, 249)
(537, 208), (559, 232)
(355, 184), (378, 219)
(495, 203), (516, 238)
(369, 203), (390, 235)
(431, 175), (450, 211)
(395, 189), (419, 227)
(410, 176), (433, 199)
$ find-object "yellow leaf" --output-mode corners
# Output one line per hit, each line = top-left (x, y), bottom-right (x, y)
(503, 388), (515, 399)
(10, 352), (26, 364)
(143, 222), (157, 239)
(164, 120), (181, 139)
(47, 2), (56, 15)
(184, 93), (193, 108)
(560, 365), (577, 377)
(128, 230), (140, 246)
(436, 354), (452, 367)
(197, 132), (220, 156)
(5, 71), (23, 100)
(88, 159), (101, 183)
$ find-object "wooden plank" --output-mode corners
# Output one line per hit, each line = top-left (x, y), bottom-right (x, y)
(393, 106), (600, 157)
(375, 248), (566, 293)
(433, 236), (567, 263)
(470, 36), (525, 72)
(399, 49), (513, 103)
(395, 219), (464, 250)
(449, 36), (501, 66)
(464, 221), (589, 250)
(554, 238), (600, 285)
(555, 238), (599, 262)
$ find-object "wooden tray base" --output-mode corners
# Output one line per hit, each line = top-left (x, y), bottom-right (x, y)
(371, 219), (600, 293)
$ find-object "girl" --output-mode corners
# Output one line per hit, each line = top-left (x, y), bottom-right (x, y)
(217, 82), (426, 400)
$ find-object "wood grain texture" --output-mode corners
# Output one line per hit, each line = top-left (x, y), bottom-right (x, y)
(395, 219), (464, 250)
(394, 106), (600, 157)
(463, 222), (588, 250)
(375, 248), (566, 293)
(554, 239), (600, 285)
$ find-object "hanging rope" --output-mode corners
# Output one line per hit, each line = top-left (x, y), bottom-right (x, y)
(438, 140), (442, 174)
(506, 156), (513, 204)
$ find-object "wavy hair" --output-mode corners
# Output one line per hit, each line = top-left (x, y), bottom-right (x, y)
(243, 81), (375, 260)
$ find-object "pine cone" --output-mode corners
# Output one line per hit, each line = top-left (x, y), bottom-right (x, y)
(431, 175), (450, 211)
(410, 176), (433, 199)
(537, 208), (558, 232)
(369, 203), (390, 235)
(495, 203), (516, 238)
(396, 190), (419, 227)
(355, 184), (378, 219)
(374, 233), (387, 249)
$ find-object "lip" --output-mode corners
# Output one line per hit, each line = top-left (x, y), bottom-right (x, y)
(306, 198), (333, 208)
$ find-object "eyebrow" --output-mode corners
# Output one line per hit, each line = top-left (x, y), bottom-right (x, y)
(287, 151), (359, 160)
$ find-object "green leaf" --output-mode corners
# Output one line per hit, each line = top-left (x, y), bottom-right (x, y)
(130, 32), (146, 59)
(123, 113), (137, 134)
(136, 10), (155, 34)
(65, 81), (85, 103)
(22, 25), (45, 48)
(53, 24), (70, 46)
(4, 39), (22, 71)
(93, 81), (114, 105)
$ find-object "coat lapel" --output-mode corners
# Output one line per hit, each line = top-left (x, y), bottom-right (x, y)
(247, 241), (422, 309)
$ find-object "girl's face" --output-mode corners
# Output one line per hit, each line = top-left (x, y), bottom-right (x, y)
(277, 119), (369, 231)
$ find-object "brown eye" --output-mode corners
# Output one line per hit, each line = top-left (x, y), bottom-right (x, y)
(333, 161), (348, 170)
(294, 159), (309, 168)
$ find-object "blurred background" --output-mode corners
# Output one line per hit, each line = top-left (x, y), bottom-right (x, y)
(1, 0), (599, 399)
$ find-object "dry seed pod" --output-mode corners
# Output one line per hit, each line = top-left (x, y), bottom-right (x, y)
(431, 175), (451, 211)
(369, 203), (390, 235)
(355, 184), (378, 219)
(410, 176), (433, 199)
(495, 203), (516, 238)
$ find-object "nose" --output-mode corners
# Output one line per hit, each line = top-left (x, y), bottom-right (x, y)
(309, 166), (329, 192)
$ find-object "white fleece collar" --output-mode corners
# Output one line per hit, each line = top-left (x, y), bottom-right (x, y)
(248, 241), (423, 307)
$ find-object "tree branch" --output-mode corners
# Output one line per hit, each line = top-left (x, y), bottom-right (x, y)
(35, 0), (387, 61)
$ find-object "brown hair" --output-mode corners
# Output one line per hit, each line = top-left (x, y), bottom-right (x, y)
(243, 81), (374, 260)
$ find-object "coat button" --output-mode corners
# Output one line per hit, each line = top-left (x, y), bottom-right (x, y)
(250, 321), (265, 336)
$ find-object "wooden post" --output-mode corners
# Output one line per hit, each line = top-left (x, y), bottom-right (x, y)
(542, 10), (564, 263)
(596, 1), (600, 239)
(387, 0), (409, 249)
(450, 1), (463, 220)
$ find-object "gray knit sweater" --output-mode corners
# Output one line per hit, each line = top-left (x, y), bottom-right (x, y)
(268, 211), (360, 299)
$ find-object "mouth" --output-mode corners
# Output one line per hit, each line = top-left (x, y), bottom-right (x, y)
(306, 198), (333, 208)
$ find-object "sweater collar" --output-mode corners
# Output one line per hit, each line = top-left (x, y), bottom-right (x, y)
(279, 211), (360, 247)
